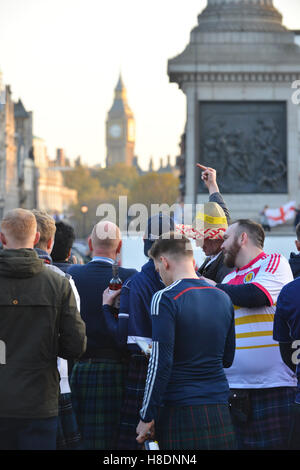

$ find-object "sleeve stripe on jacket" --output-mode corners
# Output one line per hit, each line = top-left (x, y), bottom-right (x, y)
(140, 280), (181, 420)
(151, 280), (181, 316)
(140, 341), (159, 420)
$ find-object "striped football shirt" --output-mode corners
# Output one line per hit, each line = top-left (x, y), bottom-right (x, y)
(222, 252), (296, 388)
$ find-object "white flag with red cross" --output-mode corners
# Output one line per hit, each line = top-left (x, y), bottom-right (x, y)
(265, 201), (296, 227)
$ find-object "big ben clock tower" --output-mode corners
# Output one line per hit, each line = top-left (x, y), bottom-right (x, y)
(106, 74), (135, 167)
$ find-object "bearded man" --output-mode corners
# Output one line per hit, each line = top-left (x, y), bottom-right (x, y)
(202, 219), (296, 450)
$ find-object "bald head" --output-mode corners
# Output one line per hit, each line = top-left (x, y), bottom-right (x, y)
(89, 221), (122, 258)
(0, 208), (39, 249)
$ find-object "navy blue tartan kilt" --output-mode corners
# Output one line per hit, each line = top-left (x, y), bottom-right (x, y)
(288, 403), (300, 449)
(156, 404), (237, 451)
(70, 359), (128, 450)
(57, 393), (82, 450)
(232, 387), (296, 450)
(117, 353), (149, 450)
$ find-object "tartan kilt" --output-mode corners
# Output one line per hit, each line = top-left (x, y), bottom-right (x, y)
(117, 353), (149, 450)
(232, 387), (296, 450)
(156, 404), (237, 450)
(70, 359), (127, 450)
(288, 403), (300, 450)
(57, 393), (82, 450)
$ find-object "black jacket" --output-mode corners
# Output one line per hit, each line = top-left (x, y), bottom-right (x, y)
(53, 260), (73, 274)
(198, 251), (233, 284)
(0, 249), (86, 419)
(209, 192), (230, 222)
(289, 252), (300, 279)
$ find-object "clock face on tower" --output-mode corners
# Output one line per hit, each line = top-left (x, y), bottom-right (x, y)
(109, 124), (122, 139)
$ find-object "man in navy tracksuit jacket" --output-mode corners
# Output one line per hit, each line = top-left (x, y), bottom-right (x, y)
(136, 234), (237, 450)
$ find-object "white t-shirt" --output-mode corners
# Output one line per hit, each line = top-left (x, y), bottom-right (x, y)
(222, 252), (296, 389)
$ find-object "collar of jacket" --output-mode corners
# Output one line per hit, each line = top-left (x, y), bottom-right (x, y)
(35, 248), (52, 265)
(0, 248), (44, 278)
(90, 256), (114, 264)
(141, 258), (164, 287)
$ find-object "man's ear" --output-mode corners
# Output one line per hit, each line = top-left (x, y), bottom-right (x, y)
(88, 237), (93, 252)
(295, 240), (300, 252)
(161, 255), (169, 271)
(116, 240), (122, 255)
(240, 231), (248, 246)
(34, 232), (40, 246)
(0, 232), (7, 246)
(47, 237), (54, 252)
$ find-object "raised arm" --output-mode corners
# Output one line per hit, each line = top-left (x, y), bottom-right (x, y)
(197, 164), (230, 221)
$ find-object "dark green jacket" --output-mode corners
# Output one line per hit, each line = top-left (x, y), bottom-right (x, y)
(0, 249), (86, 419)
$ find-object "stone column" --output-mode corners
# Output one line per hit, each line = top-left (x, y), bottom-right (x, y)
(184, 85), (197, 207)
(168, 0), (300, 220)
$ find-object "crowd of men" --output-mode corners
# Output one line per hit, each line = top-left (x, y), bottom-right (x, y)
(1, 165), (300, 451)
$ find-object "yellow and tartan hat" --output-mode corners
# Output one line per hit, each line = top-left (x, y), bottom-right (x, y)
(176, 202), (228, 241)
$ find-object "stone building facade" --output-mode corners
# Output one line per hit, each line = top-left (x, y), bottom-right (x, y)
(0, 78), (77, 218)
(33, 137), (77, 214)
(14, 99), (37, 209)
(168, 0), (300, 219)
(0, 86), (19, 218)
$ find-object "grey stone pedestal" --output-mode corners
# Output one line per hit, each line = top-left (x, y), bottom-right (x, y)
(168, 0), (300, 219)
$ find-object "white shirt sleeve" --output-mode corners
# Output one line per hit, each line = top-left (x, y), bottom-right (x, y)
(252, 255), (293, 305)
(69, 277), (80, 312)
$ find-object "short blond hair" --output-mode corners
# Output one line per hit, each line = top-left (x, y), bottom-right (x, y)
(32, 210), (56, 248)
(1, 208), (37, 244)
